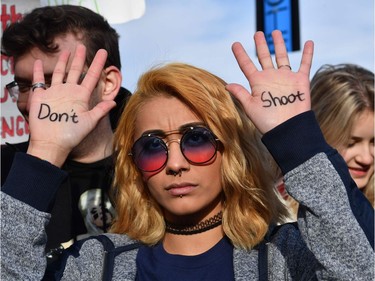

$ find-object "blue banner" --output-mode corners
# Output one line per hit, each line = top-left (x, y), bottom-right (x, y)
(256, 0), (300, 54)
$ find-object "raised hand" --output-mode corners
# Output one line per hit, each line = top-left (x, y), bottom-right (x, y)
(27, 44), (116, 167)
(226, 30), (314, 134)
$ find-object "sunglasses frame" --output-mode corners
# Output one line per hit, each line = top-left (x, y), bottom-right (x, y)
(129, 126), (220, 172)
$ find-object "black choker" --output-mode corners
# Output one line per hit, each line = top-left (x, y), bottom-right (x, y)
(165, 211), (222, 235)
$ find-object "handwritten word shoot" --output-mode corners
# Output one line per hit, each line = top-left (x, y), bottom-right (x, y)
(38, 104), (79, 123)
(261, 91), (305, 107)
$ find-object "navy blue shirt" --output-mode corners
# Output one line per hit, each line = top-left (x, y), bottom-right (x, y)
(136, 236), (235, 281)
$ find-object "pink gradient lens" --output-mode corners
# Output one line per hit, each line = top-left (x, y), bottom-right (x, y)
(132, 137), (168, 172)
(180, 127), (217, 164)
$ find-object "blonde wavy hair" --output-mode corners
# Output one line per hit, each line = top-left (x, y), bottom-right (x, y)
(311, 63), (374, 207)
(111, 62), (289, 249)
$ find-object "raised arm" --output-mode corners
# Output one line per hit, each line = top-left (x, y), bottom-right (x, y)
(226, 30), (313, 134)
(1, 45), (116, 280)
(27, 44), (116, 167)
(227, 30), (373, 280)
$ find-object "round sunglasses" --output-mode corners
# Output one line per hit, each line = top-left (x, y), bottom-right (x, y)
(130, 126), (220, 172)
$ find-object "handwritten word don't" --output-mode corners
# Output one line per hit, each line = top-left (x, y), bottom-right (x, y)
(261, 91), (305, 107)
(38, 103), (78, 123)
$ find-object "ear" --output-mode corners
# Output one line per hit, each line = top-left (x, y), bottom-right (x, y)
(101, 66), (122, 101)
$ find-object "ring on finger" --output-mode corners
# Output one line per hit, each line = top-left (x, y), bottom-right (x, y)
(278, 65), (292, 70)
(32, 82), (47, 91)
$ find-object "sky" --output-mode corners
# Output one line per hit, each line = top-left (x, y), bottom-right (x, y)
(113, 0), (374, 93)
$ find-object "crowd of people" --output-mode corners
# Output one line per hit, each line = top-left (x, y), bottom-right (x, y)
(1, 4), (374, 281)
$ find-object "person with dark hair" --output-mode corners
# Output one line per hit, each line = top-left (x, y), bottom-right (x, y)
(1, 5), (131, 262)
(1, 30), (373, 280)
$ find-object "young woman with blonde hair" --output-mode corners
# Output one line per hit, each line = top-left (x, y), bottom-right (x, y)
(311, 64), (374, 206)
(111, 62), (289, 249)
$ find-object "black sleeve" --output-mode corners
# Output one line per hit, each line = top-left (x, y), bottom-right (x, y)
(2, 152), (67, 212)
(262, 111), (374, 249)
